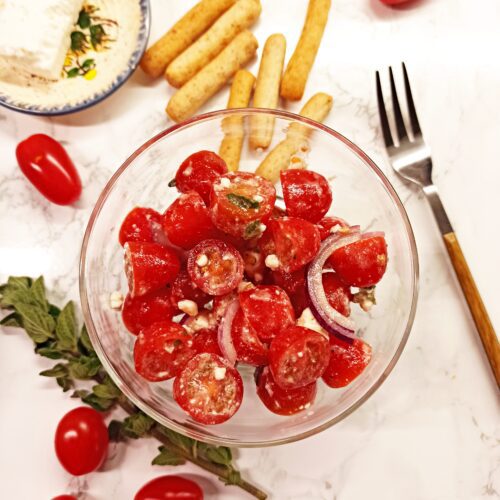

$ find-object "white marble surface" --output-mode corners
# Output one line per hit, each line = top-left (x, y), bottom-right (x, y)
(1, 0), (499, 499)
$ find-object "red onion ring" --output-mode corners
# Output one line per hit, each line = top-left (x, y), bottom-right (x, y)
(306, 231), (361, 339)
(217, 298), (239, 366)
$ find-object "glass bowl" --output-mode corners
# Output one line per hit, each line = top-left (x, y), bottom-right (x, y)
(80, 109), (418, 447)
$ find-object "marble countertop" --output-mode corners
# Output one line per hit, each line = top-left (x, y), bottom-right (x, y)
(0, 0), (499, 499)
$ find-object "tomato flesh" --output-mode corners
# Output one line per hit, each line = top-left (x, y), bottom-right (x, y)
(322, 335), (372, 388)
(54, 407), (108, 476)
(231, 308), (269, 366)
(316, 216), (349, 240)
(174, 353), (243, 424)
(322, 273), (352, 317)
(125, 242), (180, 297)
(328, 235), (388, 287)
(256, 366), (317, 415)
(134, 475), (204, 500)
(209, 172), (276, 239)
(175, 150), (228, 205)
(187, 239), (244, 295)
(171, 269), (211, 308)
(192, 328), (222, 356)
(269, 326), (330, 389)
(281, 170), (332, 223)
(134, 321), (195, 381)
(239, 285), (295, 342)
(119, 207), (166, 247)
(122, 288), (176, 335)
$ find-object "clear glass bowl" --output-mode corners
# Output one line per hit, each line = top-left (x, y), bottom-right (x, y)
(80, 109), (418, 447)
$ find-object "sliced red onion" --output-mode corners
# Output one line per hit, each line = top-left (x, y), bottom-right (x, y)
(306, 232), (361, 340)
(217, 298), (239, 366)
(359, 231), (385, 240)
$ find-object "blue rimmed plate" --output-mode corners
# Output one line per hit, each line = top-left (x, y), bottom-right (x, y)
(0, 0), (150, 116)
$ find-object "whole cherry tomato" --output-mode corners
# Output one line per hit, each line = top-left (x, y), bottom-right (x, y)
(52, 496), (77, 500)
(54, 407), (109, 476)
(16, 134), (82, 205)
(134, 475), (204, 500)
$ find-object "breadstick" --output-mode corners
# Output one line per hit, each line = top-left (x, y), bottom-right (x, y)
(280, 0), (331, 101)
(166, 0), (261, 88)
(249, 34), (287, 150)
(219, 70), (256, 171)
(166, 31), (258, 123)
(255, 92), (333, 183)
(140, 0), (235, 78)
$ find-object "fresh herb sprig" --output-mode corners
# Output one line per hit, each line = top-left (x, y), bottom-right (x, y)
(0, 276), (267, 500)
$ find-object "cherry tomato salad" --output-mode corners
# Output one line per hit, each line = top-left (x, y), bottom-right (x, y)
(118, 150), (388, 424)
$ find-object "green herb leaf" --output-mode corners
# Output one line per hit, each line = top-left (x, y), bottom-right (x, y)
(67, 68), (80, 78)
(160, 427), (195, 452)
(152, 446), (186, 466)
(78, 324), (94, 354)
(55, 301), (77, 352)
(77, 9), (91, 29)
(81, 392), (116, 411)
(92, 379), (121, 400)
(226, 193), (260, 210)
(108, 420), (125, 442)
(30, 277), (49, 312)
(82, 58), (95, 70)
(243, 220), (262, 240)
(36, 346), (64, 360)
(57, 376), (73, 392)
(15, 302), (55, 344)
(68, 355), (101, 379)
(48, 304), (61, 319)
(220, 468), (242, 486)
(0, 312), (22, 328)
(70, 31), (87, 52)
(198, 443), (233, 466)
(90, 24), (106, 48)
(122, 413), (154, 439)
(0, 276), (32, 308)
(168, 179), (176, 187)
(40, 363), (68, 378)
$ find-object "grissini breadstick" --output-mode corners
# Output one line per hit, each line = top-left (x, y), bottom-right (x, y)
(219, 70), (256, 171)
(249, 34), (287, 150)
(140, 0), (235, 78)
(166, 0), (261, 88)
(280, 0), (331, 101)
(255, 92), (333, 183)
(166, 31), (258, 123)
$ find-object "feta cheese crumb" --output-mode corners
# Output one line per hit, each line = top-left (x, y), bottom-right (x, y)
(329, 224), (343, 234)
(265, 254), (280, 270)
(297, 308), (328, 337)
(259, 223), (267, 233)
(196, 253), (208, 266)
(253, 194), (264, 203)
(220, 177), (231, 188)
(109, 291), (124, 310)
(183, 166), (193, 176)
(178, 300), (199, 317)
(213, 367), (226, 380)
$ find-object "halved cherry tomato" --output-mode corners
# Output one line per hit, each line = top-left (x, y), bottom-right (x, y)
(16, 134), (82, 205)
(173, 353), (243, 424)
(242, 248), (266, 283)
(281, 170), (332, 223)
(171, 269), (211, 308)
(122, 288), (176, 335)
(209, 172), (276, 239)
(192, 328), (222, 356)
(52, 496), (77, 500)
(239, 285), (295, 342)
(256, 366), (317, 415)
(134, 321), (195, 382)
(328, 235), (388, 287)
(125, 242), (180, 297)
(187, 239), (244, 295)
(323, 273), (352, 317)
(119, 207), (166, 247)
(271, 268), (306, 296)
(174, 150), (228, 205)
(322, 335), (372, 388)
(231, 308), (269, 366)
(163, 192), (217, 249)
(267, 217), (321, 273)
(54, 407), (108, 476)
(316, 216), (349, 240)
(269, 326), (330, 389)
(134, 475), (203, 500)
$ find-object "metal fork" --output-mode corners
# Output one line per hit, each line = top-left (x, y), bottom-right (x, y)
(376, 63), (500, 388)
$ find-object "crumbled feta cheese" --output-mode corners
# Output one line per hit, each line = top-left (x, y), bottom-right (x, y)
(196, 253), (208, 266)
(253, 194), (264, 203)
(178, 300), (199, 317)
(213, 367), (226, 380)
(220, 177), (231, 188)
(329, 224), (343, 234)
(109, 291), (124, 310)
(259, 223), (267, 233)
(238, 281), (254, 293)
(297, 308), (328, 337)
(265, 254), (280, 270)
(183, 166), (193, 176)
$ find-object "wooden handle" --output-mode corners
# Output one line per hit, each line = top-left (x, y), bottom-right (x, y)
(443, 232), (500, 387)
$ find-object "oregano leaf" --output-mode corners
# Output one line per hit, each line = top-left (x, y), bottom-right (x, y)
(15, 302), (55, 344)
(161, 427), (195, 452)
(0, 312), (22, 328)
(40, 363), (68, 378)
(55, 302), (77, 352)
(220, 468), (242, 486)
(199, 444), (232, 466)
(77, 9), (91, 29)
(78, 324), (94, 354)
(57, 376), (73, 392)
(36, 346), (65, 360)
(30, 277), (49, 312)
(108, 420), (125, 442)
(122, 413), (154, 439)
(81, 393), (116, 412)
(92, 382), (120, 400)
(226, 193), (260, 210)
(68, 355), (101, 379)
(152, 446), (185, 466)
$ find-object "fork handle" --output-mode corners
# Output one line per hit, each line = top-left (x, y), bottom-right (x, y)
(443, 231), (500, 387)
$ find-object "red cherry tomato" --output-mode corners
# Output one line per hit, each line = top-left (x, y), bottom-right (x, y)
(163, 192), (217, 249)
(239, 285), (295, 342)
(322, 273), (352, 317)
(267, 217), (321, 273)
(242, 248), (266, 283)
(125, 241), (180, 297)
(191, 328), (222, 356)
(16, 134), (82, 205)
(271, 268), (306, 296)
(171, 269), (211, 308)
(119, 207), (166, 247)
(52, 496), (77, 500)
(231, 308), (269, 366)
(322, 335), (372, 388)
(280, 170), (332, 223)
(174, 150), (228, 205)
(134, 321), (195, 381)
(269, 326), (330, 389)
(121, 288), (176, 335)
(256, 366), (317, 416)
(187, 239), (244, 295)
(54, 407), (108, 476)
(173, 353), (244, 424)
(134, 475), (203, 500)
(209, 172), (276, 239)
(380, 0), (412, 5)
(316, 216), (349, 240)
(328, 235), (388, 287)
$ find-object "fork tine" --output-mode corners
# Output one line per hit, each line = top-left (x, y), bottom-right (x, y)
(402, 62), (422, 137)
(389, 66), (409, 142)
(375, 71), (394, 148)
